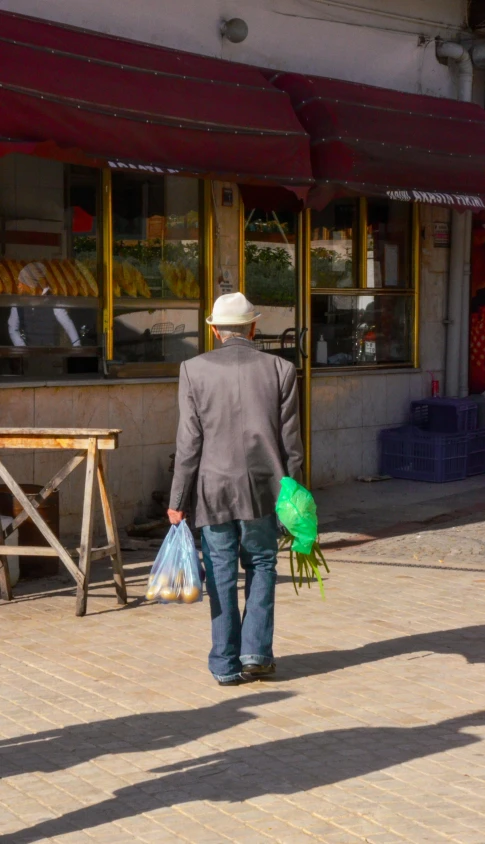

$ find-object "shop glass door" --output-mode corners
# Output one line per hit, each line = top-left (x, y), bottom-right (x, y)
(243, 208), (301, 365)
(242, 206), (312, 484)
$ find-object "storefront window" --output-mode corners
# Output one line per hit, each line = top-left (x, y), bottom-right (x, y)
(311, 198), (416, 369)
(0, 157), (100, 378)
(310, 200), (357, 289)
(311, 294), (413, 366)
(112, 174), (202, 366)
(366, 199), (412, 289)
(244, 209), (299, 364)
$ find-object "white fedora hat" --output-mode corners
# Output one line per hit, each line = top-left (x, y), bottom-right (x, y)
(206, 292), (261, 326)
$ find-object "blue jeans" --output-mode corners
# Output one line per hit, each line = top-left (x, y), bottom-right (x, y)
(201, 514), (278, 682)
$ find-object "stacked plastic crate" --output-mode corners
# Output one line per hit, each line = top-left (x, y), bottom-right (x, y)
(380, 398), (485, 482)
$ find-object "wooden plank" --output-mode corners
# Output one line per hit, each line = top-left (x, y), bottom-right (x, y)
(0, 525), (12, 601)
(0, 459), (83, 587)
(87, 544), (117, 563)
(110, 362), (180, 378)
(68, 544), (116, 561)
(4, 452), (86, 540)
(0, 437), (117, 450)
(0, 546), (59, 556)
(98, 452), (127, 605)
(75, 438), (98, 616)
(0, 428), (121, 436)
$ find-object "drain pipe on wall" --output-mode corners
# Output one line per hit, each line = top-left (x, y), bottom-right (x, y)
(436, 41), (473, 397)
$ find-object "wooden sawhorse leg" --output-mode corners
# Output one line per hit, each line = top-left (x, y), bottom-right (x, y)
(97, 451), (127, 606)
(0, 528), (12, 601)
(0, 452), (85, 605)
(75, 442), (127, 616)
(76, 438), (98, 617)
(0, 458), (84, 594)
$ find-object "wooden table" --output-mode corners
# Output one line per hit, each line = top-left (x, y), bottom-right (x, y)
(0, 428), (127, 616)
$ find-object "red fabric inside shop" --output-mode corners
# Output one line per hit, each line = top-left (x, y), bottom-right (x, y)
(0, 11), (312, 190)
(470, 212), (485, 392)
(269, 72), (485, 209)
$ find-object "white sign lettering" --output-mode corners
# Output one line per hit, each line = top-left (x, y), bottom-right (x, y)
(108, 160), (180, 175)
(386, 189), (485, 209)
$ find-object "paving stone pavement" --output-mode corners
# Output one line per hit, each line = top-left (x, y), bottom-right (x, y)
(2, 503), (485, 844)
(316, 477), (485, 568)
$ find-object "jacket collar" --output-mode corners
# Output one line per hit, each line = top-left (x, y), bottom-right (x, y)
(220, 336), (255, 349)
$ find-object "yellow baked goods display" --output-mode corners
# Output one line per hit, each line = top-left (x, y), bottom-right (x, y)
(0, 257), (154, 298)
(0, 261), (17, 294)
(0, 258), (99, 297)
(161, 260), (200, 299)
(112, 260), (151, 298)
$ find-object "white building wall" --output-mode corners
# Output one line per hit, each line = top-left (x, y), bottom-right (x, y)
(0, 0), (468, 97)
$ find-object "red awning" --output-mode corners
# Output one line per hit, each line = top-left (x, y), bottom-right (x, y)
(0, 12), (312, 191)
(269, 71), (485, 210)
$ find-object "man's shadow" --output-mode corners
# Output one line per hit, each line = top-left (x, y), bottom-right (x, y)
(0, 690), (292, 779)
(274, 623), (485, 680)
(4, 709), (485, 843)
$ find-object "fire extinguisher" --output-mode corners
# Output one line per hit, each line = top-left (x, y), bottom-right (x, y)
(429, 371), (439, 398)
(363, 327), (377, 362)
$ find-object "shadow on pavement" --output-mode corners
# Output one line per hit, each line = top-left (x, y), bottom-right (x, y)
(3, 708), (485, 842)
(275, 623), (485, 679)
(0, 690), (292, 779)
(1, 554), (153, 610)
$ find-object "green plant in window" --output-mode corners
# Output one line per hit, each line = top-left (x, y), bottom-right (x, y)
(113, 239), (163, 264)
(73, 236), (97, 259)
(246, 219), (289, 234)
(244, 244), (295, 306)
(163, 241), (199, 277)
(311, 246), (352, 288)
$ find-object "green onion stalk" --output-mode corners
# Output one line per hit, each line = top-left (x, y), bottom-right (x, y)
(278, 534), (330, 599)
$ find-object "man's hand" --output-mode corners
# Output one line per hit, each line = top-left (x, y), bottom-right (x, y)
(167, 509), (185, 525)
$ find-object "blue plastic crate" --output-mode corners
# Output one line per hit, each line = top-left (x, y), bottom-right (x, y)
(410, 398), (477, 434)
(380, 426), (467, 483)
(466, 430), (485, 476)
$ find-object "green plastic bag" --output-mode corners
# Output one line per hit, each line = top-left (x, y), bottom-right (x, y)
(275, 477), (318, 555)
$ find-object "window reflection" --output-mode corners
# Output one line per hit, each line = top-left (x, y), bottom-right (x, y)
(112, 174), (202, 367)
(366, 199), (412, 289)
(112, 173), (200, 301)
(0, 159), (100, 377)
(244, 209), (298, 364)
(310, 200), (357, 289)
(311, 294), (413, 367)
(8, 306), (81, 347)
(114, 307), (199, 364)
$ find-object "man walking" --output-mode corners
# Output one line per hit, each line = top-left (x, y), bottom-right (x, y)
(168, 292), (303, 685)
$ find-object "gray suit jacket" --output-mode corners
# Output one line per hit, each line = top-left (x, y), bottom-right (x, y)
(169, 337), (304, 528)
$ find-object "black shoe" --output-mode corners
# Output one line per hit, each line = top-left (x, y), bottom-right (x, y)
(217, 673), (254, 686)
(241, 663), (276, 678)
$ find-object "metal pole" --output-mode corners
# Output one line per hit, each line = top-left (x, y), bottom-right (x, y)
(101, 169), (113, 361)
(302, 209), (312, 488)
(412, 203), (421, 368)
(238, 192), (245, 294)
(445, 210), (466, 396)
(203, 180), (214, 353)
(459, 210), (472, 396)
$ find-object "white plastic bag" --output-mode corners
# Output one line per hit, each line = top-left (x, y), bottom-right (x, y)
(145, 521), (203, 604)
